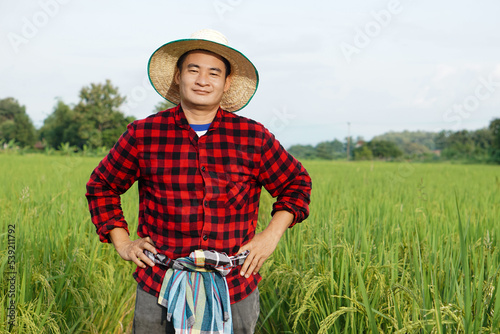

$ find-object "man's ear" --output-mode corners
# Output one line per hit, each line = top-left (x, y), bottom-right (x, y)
(174, 69), (180, 85)
(223, 75), (232, 93)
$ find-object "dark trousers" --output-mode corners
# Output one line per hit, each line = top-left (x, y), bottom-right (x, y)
(132, 284), (260, 334)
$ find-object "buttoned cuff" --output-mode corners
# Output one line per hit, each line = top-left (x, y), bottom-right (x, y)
(271, 202), (302, 228)
(97, 219), (130, 243)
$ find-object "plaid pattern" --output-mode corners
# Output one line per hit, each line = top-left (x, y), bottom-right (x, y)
(86, 105), (311, 303)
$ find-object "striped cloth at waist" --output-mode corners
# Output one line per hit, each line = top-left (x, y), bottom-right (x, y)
(143, 249), (249, 334)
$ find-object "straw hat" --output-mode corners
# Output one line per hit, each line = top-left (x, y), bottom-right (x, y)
(148, 29), (259, 112)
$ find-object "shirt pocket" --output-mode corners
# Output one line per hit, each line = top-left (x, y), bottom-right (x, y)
(223, 170), (253, 210)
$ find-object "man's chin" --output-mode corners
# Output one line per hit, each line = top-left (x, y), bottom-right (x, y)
(182, 101), (220, 112)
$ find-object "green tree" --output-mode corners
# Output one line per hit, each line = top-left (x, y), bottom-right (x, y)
(40, 80), (134, 149)
(367, 140), (403, 159)
(0, 97), (36, 147)
(373, 130), (437, 152)
(353, 144), (373, 160)
(315, 139), (344, 160)
(470, 128), (493, 161)
(73, 80), (129, 148)
(433, 128), (492, 162)
(39, 100), (77, 148)
(434, 130), (452, 150)
(402, 142), (431, 156)
(489, 118), (500, 163)
(316, 142), (333, 160)
(441, 130), (475, 159)
(288, 144), (317, 160)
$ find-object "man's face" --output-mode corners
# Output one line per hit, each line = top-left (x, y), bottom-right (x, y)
(175, 50), (231, 112)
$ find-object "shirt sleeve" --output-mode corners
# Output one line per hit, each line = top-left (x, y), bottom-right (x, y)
(85, 122), (141, 243)
(257, 127), (312, 227)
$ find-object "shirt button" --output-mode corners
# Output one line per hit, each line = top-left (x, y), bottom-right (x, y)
(203, 234), (208, 241)
(201, 166), (206, 172)
(204, 201), (208, 207)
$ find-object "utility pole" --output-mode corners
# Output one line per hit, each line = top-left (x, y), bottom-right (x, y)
(347, 122), (351, 161)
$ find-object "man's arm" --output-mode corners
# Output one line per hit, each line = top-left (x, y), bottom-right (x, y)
(86, 123), (160, 268)
(238, 126), (312, 277)
(237, 210), (294, 278)
(86, 122), (141, 243)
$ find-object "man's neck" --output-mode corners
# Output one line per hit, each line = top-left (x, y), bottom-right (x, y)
(181, 104), (218, 125)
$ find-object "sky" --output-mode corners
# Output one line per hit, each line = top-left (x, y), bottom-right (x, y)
(1, 0), (500, 148)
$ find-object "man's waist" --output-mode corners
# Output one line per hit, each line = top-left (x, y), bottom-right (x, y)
(143, 249), (249, 276)
(133, 265), (262, 304)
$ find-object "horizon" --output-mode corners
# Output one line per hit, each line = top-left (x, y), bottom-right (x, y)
(6, 91), (495, 149)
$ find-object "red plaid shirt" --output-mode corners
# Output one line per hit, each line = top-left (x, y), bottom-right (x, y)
(85, 105), (311, 303)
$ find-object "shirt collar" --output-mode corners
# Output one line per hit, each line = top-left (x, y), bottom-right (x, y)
(174, 104), (225, 133)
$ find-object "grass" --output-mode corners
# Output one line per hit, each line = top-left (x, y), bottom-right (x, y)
(1, 155), (499, 333)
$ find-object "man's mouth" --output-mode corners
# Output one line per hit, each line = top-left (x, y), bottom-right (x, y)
(193, 89), (210, 95)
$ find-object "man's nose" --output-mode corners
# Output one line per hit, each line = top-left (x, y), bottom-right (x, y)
(195, 72), (209, 86)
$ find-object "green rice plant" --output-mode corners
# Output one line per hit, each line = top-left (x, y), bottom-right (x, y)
(1, 156), (499, 333)
(257, 161), (500, 333)
(0, 155), (138, 333)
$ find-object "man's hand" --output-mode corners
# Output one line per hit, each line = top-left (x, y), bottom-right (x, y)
(237, 211), (294, 278)
(109, 228), (157, 269)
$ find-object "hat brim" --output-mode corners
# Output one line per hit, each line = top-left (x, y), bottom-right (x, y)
(148, 38), (259, 112)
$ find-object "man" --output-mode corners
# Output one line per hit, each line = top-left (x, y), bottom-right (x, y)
(86, 29), (311, 333)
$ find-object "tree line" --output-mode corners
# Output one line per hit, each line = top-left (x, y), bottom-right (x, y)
(1, 80), (499, 163)
(0, 80), (173, 153)
(288, 120), (500, 164)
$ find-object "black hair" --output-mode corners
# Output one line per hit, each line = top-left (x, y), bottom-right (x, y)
(176, 49), (231, 78)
